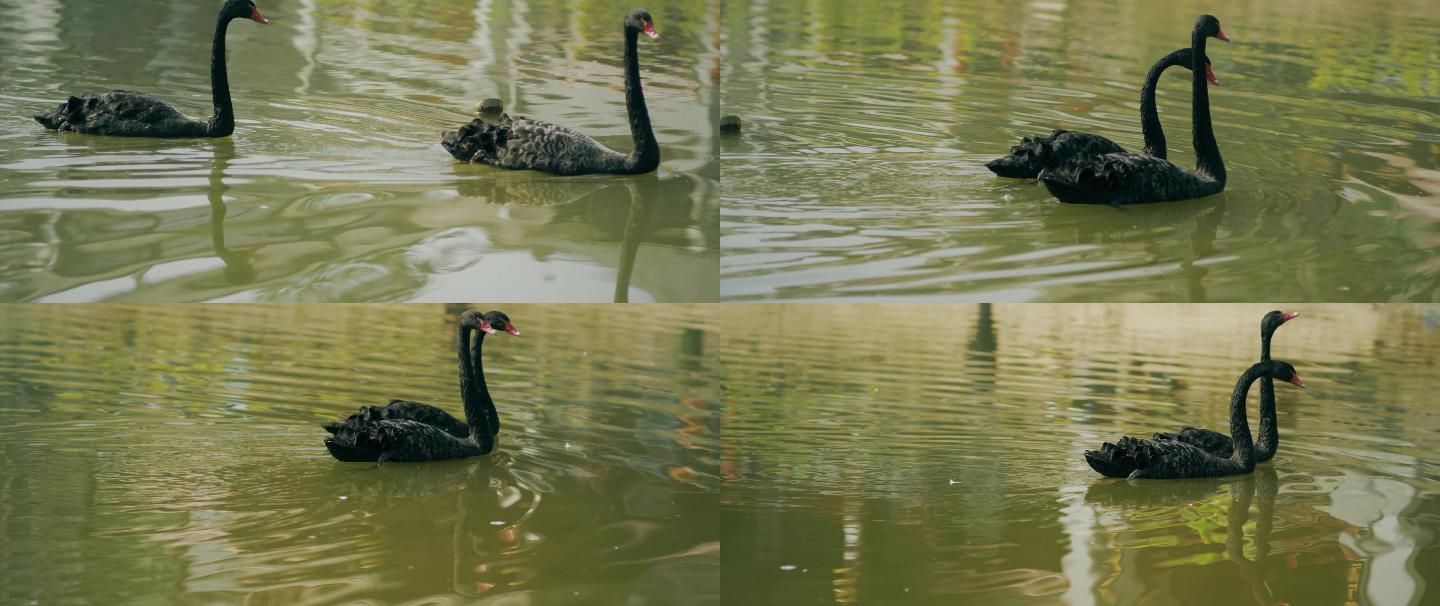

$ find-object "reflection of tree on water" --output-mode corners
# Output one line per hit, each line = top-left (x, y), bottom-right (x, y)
(206, 140), (259, 286)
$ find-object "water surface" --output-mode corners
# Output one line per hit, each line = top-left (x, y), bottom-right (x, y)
(721, 304), (1440, 604)
(0, 0), (720, 302)
(720, 0), (1440, 301)
(0, 304), (719, 604)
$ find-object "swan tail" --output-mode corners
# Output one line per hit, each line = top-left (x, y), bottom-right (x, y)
(986, 134), (1050, 178)
(985, 154), (1040, 179)
(989, 131), (1127, 180)
(324, 438), (380, 462)
(33, 99), (76, 130)
(1084, 445), (1138, 478)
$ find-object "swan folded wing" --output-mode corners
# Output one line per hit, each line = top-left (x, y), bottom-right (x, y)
(36, 91), (205, 136)
(442, 114), (626, 176)
(362, 419), (483, 463)
(1154, 426), (1235, 457)
(321, 400), (469, 438)
(1085, 435), (1218, 479)
(1042, 152), (1221, 205)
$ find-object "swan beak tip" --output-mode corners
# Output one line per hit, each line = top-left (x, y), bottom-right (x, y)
(1290, 377), (1306, 389)
(1217, 30), (1230, 42)
(1282, 311), (1299, 321)
(251, 8), (271, 25)
(506, 327), (522, 337)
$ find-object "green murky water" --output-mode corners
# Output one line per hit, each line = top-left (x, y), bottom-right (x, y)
(721, 304), (1440, 604)
(720, 0), (1440, 301)
(0, 0), (719, 302)
(0, 304), (719, 604)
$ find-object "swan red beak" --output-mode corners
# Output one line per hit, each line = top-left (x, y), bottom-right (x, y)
(250, 6), (270, 25)
(1216, 28), (1229, 42)
(1282, 311), (1299, 321)
(1288, 375), (1306, 389)
(504, 324), (522, 337)
(642, 21), (659, 40)
(478, 321), (498, 335)
(1205, 64), (1219, 86)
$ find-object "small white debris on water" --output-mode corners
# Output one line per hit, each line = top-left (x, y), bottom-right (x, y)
(338, 496), (348, 500)
(564, 442), (572, 449)
(949, 479), (960, 485)
(780, 564), (797, 571)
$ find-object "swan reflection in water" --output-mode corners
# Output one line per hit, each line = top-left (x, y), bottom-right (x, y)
(1083, 467), (1324, 605)
(455, 172), (675, 303)
(207, 140), (260, 285)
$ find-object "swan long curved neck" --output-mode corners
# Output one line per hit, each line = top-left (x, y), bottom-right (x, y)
(1139, 50), (1187, 158)
(1257, 327), (1278, 458)
(1190, 31), (1224, 182)
(208, 13), (236, 137)
(1227, 363), (1263, 468)
(456, 325), (496, 447)
(622, 28), (659, 173)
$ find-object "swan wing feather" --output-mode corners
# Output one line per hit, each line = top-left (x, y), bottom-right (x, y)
(35, 91), (206, 136)
(442, 114), (626, 176)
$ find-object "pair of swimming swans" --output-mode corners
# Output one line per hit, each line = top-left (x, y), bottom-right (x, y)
(988, 14), (1230, 205)
(34, 1), (660, 177)
(1085, 311), (1303, 479)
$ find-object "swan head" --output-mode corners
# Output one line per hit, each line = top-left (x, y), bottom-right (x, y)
(1195, 14), (1228, 43)
(1261, 310), (1299, 337)
(626, 9), (659, 41)
(1262, 360), (1305, 389)
(1179, 49), (1220, 86)
(223, 0), (270, 25)
(482, 311), (522, 337)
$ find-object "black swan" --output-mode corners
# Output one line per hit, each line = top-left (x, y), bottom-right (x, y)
(323, 310), (520, 466)
(1084, 360), (1304, 480)
(1154, 311), (1298, 461)
(441, 9), (660, 176)
(985, 48), (1215, 178)
(1039, 15), (1229, 205)
(33, 0), (269, 138)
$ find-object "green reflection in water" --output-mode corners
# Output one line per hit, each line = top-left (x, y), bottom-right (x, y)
(0, 304), (719, 603)
(0, 0), (720, 302)
(721, 303), (1440, 605)
(720, 0), (1440, 301)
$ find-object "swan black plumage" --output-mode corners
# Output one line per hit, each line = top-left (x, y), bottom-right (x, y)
(441, 9), (660, 176)
(1153, 311), (1298, 461)
(985, 48), (1215, 178)
(323, 310), (520, 466)
(1039, 15), (1230, 205)
(1084, 360), (1304, 480)
(33, 0), (269, 138)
